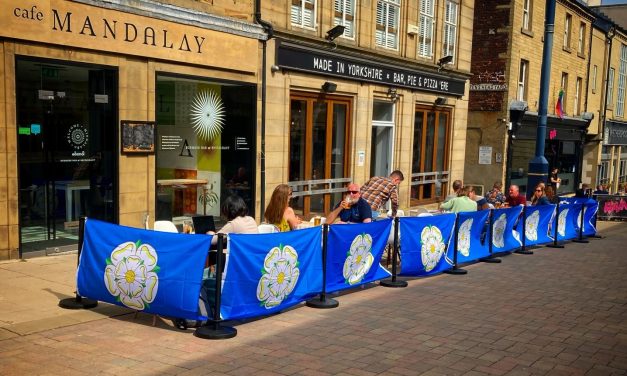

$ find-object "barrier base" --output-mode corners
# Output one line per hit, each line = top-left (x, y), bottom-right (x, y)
(443, 267), (467, 275)
(546, 242), (565, 248)
(380, 278), (408, 288)
(515, 249), (534, 255)
(59, 296), (98, 310)
(572, 238), (589, 243)
(194, 324), (237, 339)
(306, 295), (339, 309)
(480, 257), (502, 263)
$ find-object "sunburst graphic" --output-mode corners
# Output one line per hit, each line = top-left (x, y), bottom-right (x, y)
(190, 90), (225, 141)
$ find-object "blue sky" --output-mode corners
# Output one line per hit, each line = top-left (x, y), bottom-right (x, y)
(602, 0), (627, 4)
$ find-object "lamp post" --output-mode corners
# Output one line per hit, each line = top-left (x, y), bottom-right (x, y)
(526, 0), (557, 197)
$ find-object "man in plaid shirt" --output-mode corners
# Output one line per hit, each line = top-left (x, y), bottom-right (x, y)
(360, 170), (404, 218)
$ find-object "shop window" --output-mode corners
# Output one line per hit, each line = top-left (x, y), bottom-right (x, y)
(155, 74), (256, 224)
(334, 0), (356, 39)
(292, 0), (317, 30)
(289, 93), (352, 218)
(442, 0), (458, 62)
(418, 0), (435, 58)
(410, 107), (450, 204)
(376, 0), (400, 50)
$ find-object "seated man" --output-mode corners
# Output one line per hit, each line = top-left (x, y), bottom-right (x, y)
(505, 184), (527, 207)
(326, 183), (373, 224)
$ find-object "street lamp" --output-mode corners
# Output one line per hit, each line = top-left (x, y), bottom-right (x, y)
(526, 0), (557, 198)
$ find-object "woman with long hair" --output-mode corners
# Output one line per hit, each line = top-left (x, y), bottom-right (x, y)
(264, 184), (301, 231)
(531, 184), (550, 206)
(545, 185), (559, 204)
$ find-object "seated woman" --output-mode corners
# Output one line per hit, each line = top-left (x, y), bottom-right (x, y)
(264, 184), (301, 231)
(486, 181), (506, 207)
(530, 184), (550, 206)
(207, 195), (258, 244)
(440, 186), (477, 213)
(545, 186), (559, 204)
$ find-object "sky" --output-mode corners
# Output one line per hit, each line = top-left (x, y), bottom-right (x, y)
(602, 0), (627, 4)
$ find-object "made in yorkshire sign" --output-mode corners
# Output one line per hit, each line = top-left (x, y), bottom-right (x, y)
(1, 0), (256, 72)
(277, 42), (466, 97)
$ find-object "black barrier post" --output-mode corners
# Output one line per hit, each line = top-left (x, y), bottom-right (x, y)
(195, 233), (237, 339)
(443, 215), (467, 275)
(481, 209), (502, 263)
(59, 216), (99, 309)
(572, 203), (589, 244)
(306, 224), (340, 307)
(546, 202), (565, 248)
(380, 217), (408, 287)
(515, 206), (534, 254)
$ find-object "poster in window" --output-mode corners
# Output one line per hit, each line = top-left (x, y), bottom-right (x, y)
(121, 121), (155, 154)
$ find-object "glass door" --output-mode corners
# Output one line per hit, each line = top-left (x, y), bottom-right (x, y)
(16, 58), (118, 255)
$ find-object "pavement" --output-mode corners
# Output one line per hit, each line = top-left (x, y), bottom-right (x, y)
(0, 221), (626, 375)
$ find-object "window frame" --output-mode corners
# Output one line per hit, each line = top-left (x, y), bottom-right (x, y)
(574, 77), (582, 116)
(617, 44), (627, 118)
(522, 0), (532, 32)
(561, 72), (569, 115)
(577, 22), (586, 57)
(334, 0), (356, 40)
(518, 59), (529, 101)
(442, 0), (459, 62)
(288, 91), (353, 217)
(375, 0), (401, 50)
(592, 65), (597, 94)
(563, 13), (572, 51)
(291, 0), (317, 30)
(608, 67), (615, 109)
(410, 105), (451, 205)
(418, 0), (435, 58)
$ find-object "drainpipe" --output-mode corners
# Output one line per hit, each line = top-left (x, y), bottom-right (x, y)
(254, 0), (274, 221)
(602, 27), (615, 191)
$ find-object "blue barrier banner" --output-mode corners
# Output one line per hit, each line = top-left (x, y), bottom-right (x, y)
(399, 214), (456, 276)
(326, 220), (392, 292)
(524, 205), (556, 246)
(77, 219), (210, 320)
(557, 203), (582, 241)
(456, 211), (490, 264)
(220, 227), (322, 320)
(492, 206), (523, 252)
(583, 200), (598, 236)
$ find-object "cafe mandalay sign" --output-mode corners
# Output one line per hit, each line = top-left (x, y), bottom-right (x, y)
(0, 0), (257, 73)
(277, 42), (466, 97)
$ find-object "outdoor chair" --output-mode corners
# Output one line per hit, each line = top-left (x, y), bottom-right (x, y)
(258, 223), (280, 233)
(153, 220), (178, 233)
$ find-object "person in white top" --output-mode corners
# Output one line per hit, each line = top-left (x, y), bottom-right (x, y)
(207, 195), (258, 244)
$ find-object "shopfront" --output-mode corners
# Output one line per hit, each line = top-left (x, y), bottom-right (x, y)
(600, 120), (627, 191)
(507, 113), (591, 196)
(0, 0), (264, 259)
(269, 40), (467, 217)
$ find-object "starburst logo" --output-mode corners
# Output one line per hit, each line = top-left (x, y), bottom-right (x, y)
(190, 90), (225, 141)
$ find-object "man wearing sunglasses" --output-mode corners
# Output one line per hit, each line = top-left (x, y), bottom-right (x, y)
(326, 183), (372, 224)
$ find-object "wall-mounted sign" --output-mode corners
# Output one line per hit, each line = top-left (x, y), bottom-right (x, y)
(606, 120), (627, 146)
(469, 83), (507, 91)
(121, 120), (155, 154)
(277, 42), (466, 97)
(478, 146), (492, 165)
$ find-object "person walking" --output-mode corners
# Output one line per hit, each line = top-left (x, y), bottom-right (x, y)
(326, 183), (372, 224)
(360, 170), (404, 217)
(550, 168), (561, 190)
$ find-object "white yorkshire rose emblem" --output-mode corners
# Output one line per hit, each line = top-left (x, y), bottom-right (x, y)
(525, 210), (540, 241)
(492, 213), (507, 248)
(343, 233), (375, 285)
(458, 218), (473, 257)
(257, 245), (300, 309)
(104, 241), (159, 310)
(190, 90), (225, 141)
(558, 208), (569, 236)
(421, 226), (446, 272)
